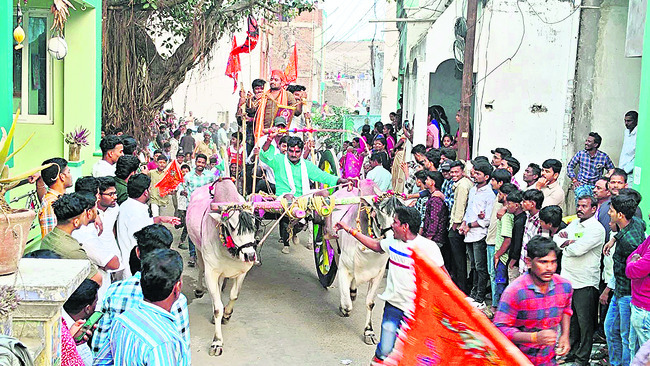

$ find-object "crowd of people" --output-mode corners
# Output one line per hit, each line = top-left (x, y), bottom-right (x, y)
(25, 61), (646, 366)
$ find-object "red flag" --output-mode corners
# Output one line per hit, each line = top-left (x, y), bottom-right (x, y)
(154, 159), (185, 197)
(285, 43), (298, 83)
(225, 36), (241, 94)
(230, 15), (259, 56)
(375, 247), (533, 366)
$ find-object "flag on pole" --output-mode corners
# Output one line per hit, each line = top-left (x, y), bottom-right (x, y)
(225, 36), (241, 94)
(154, 159), (185, 197)
(230, 15), (259, 56)
(375, 247), (533, 366)
(285, 43), (298, 83)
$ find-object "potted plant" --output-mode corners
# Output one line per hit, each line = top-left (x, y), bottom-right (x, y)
(63, 126), (90, 162)
(0, 110), (54, 275)
(0, 285), (18, 335)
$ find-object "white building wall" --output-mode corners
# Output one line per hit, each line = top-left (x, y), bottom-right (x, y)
(381, 1), (400, 120)
(473, 0), (581, 180)
(403, 0), (470, 146)
(168, 26), (262, 128)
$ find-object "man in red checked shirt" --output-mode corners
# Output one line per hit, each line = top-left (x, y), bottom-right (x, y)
(494, 235), (573, 366)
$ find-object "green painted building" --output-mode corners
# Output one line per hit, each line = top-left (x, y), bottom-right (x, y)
(2, 0), (102, 182)
(2, 0), (102, 250)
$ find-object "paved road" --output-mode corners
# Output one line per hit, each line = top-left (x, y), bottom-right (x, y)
(176, 227), (384, 366)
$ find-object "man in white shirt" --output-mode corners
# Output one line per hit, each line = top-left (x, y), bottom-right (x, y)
(72, 177), (121, 304)
(217, 123), (229, 160)
(117, 174), (180, 278)
(554, 195), (605, 365)
(92, 135), (124, 177)
(459, 160), (495, 308)
(334, 206), (445, 362)
(366, 153), (392, 192)
(620, 110), (638, 183)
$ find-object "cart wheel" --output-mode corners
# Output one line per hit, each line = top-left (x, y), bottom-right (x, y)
(318, 150), (340, 194)
(313, 222), (338, 288)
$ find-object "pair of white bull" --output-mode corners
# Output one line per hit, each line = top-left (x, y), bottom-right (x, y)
(187, 179), (400, 356)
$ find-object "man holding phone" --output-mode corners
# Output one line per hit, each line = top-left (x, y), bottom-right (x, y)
(63, 279), (101, 365)
(91, 225), (190, 363)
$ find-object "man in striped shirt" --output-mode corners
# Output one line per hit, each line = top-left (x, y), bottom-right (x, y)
(95, 248), (188, 365)
(92, 225), (190, 363)
(494, 235), (573, 365)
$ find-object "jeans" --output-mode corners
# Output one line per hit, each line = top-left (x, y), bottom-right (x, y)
(568, 286), (599, 365)
(375, 302), (405, 360)
(605, 295), (633, 366)
(631, 304), (650, 355)
(466, 238), (488, 303)
(494, 261), (508, 305)
(486, 245), (496, 302)
(188, 237), (196, 258)
(447, 229), (467, 294)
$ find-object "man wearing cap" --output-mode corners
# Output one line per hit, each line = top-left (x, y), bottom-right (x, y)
(253, 70), (303, 140)
(440, 160), (455, 210)
(491, 148), (512, 169)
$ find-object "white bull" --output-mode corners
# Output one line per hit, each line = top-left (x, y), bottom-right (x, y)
(331, 179), (403, 344)
(186, 179), (257, 356)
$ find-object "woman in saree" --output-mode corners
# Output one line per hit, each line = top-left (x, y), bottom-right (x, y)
(342, 137), (365, 179)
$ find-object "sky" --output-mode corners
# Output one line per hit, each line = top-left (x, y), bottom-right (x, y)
(320, 0), (386, 43)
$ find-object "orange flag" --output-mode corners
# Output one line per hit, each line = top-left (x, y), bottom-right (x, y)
(225, 36), (242, 94)
(285, 43), (298, 83)
(154, 159), (185, 197)
(375, 247), (533, 366)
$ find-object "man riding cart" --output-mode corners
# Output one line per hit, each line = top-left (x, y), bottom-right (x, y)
(260, 126), (350, 254)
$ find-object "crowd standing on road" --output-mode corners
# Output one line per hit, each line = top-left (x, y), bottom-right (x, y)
(25, 66), (646, 365)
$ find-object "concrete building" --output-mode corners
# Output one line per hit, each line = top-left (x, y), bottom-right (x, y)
(269, 10), (324, 103)
(169, 10), (325, 126)
(323, 40), (378, 111)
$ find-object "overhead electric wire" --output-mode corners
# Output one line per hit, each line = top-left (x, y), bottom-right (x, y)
(315, 2), (377, 54)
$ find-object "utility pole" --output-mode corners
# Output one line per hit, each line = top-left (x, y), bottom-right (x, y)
(458, 0), (478, 161)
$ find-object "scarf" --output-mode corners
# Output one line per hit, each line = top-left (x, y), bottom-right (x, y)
(284, 156), (310, 196)
(253, 89), (288, 141)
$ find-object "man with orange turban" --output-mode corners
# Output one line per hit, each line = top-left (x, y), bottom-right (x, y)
(253, 70), (302, 140)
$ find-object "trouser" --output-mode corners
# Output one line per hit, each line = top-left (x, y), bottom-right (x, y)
(466, 238), (488, 303)
(188, 237), (196, 258)
(486, 244), (496, 302)
(279, 216), (291, 247)
(494, 261), (508, 306)
(447, 229), (468, 294)
(631, 304), (650, 356)
(568, 286), (599, 365)
(596, 279), (611, 337)
(375, 302), (405, 360)
(508, 265), (520, 284)
(255, 180), (276, 195)
(605, 295), (632, 366)
(175, 209), (186, 230)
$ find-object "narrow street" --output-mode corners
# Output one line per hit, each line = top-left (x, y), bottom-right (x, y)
(177, 227), (384, 365)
